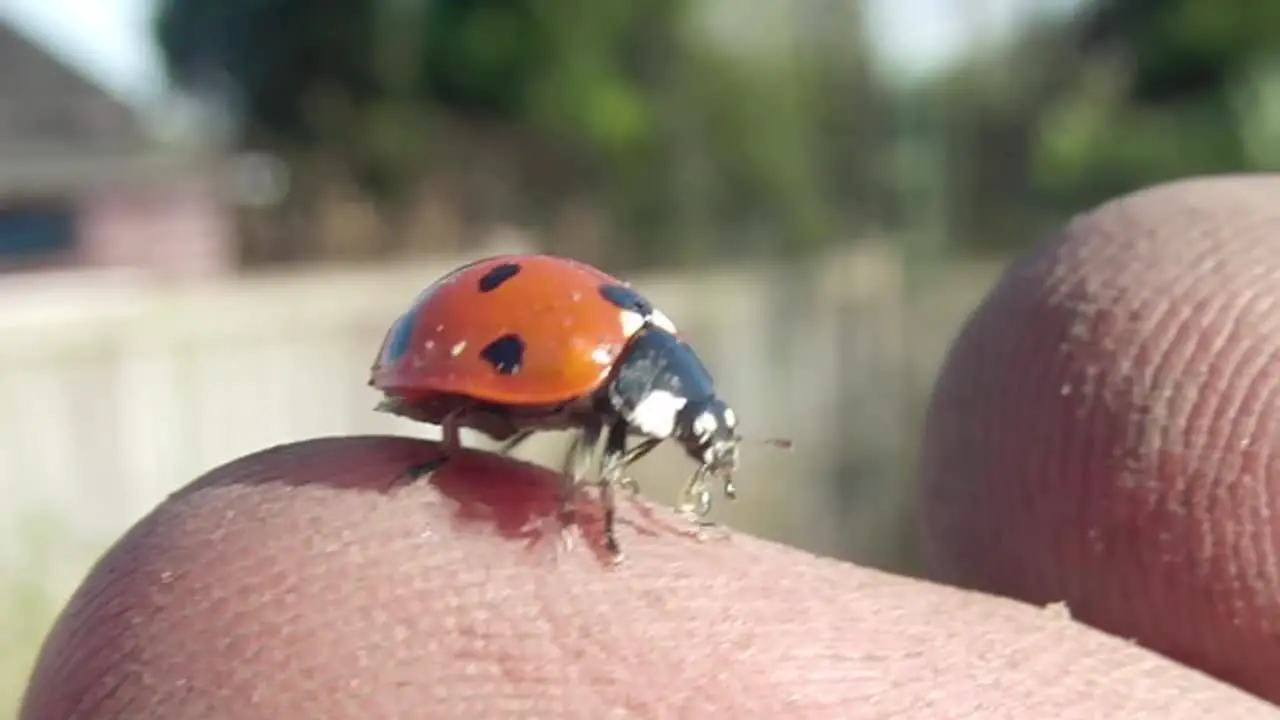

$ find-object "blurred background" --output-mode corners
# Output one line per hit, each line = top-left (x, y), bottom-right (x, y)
(1, 0), (1276, 710)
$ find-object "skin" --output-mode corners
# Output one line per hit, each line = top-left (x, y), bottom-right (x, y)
(19, 436), (1277, 718)
(920, 174), (1280, 704)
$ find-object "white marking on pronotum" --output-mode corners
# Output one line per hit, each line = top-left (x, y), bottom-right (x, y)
(619, 310), (646, 338)
(723, 408), (736, 428)
(450, 341), (467, 357)
(649, 309), (677, 334)
(630, 390), (688, 438)
(693, 411), (718, 440)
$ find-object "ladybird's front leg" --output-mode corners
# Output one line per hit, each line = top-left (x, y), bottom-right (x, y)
(612, 437), (661, 499)
(677, 468), (731, 544)
(617, 475), (641, 497)
(678, 466), (715, 524)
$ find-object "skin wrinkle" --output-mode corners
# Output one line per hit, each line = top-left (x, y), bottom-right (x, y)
(921, 174), (1280, 704)
(1253, 375), (1280, 635)
(1181, 273), (1262, 585)
(17, 435), (1276, 719)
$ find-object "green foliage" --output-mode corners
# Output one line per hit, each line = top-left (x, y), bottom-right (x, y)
(903, 0), (1280, 254)
(156, 0), (377, 145)
(155, 0), (878, 264)
(1032, 0), (1280, 209)
(1036, 0), (1280, 208)
(155, 0), (672, 198)
(1084, 0), (1280, 102)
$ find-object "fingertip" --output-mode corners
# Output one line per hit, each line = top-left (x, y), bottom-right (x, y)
(21, 435), (1277, 718)
(183, 435), (606, 556)
(20, 436), (595, 718)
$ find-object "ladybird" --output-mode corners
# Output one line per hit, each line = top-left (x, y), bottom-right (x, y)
(369, 254), (747, 557)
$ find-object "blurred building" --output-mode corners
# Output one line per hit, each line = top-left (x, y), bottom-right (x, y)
(0, 20), (233, 280)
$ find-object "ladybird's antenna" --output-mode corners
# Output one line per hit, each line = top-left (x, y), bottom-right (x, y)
(735, 435), (794, 451)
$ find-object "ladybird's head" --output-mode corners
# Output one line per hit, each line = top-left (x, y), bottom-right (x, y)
(675, 397), (741, 493)
(608, 325), (767, 505)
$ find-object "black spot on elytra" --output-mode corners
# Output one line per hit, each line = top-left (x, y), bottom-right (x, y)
(478, 262), (521, 292)
(599, 284), (654, 315)
(480, 334), (525, 375)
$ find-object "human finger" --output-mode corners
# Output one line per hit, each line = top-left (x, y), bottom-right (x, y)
(22, 436), (1277, 718)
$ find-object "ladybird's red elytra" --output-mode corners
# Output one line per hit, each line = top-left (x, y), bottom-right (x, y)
(370, 253), (750, 558)
(370, 255), (653, 406)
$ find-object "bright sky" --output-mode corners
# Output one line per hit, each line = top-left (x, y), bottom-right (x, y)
(0, 0), (1085, 108)
(0, 0), (165, 104)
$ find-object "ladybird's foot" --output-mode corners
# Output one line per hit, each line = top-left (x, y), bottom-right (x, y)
(604, 539), (624, 565)
(556, 492), (578, 524)
(555, 476), (583, 524)
(534, 511), (579, 555)
(596, 474), (626, 564)
(601, 514), (625, 564)
(544, 477), (586, 554)
(399, 456), (450, 483)
(689, 519), (731, 544)
(671, 500), (729, 542)
(722, 479), (738, 501)
(618, 475), (642, 499)
(558, 524), (580, 554)
(554, 504), (580, 554)
(677, 500), (712, 526)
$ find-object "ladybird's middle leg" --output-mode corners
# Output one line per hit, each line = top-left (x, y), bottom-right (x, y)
(540, 422), (601, 553)
(597, 421), (634, 557)
(497, 430), (535, 457)
(560, 423), (602, 521)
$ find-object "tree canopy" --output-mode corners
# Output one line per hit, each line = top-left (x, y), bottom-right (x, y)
(154, 0), (881, 266)
(155, 0), (1280, 262)
(895, 0), (1280, 254)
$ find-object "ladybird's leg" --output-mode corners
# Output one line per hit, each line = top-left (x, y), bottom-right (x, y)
(560, 423), (601, 521)
(678, 466), (714, 524)
(497, 430), (535, 457)
(542, 423), (601, 553)
(613, 438), (661, 497)
(597, 421), (634, 556)
(403, 407), (466, 479)
(675, 466), (731, 544)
